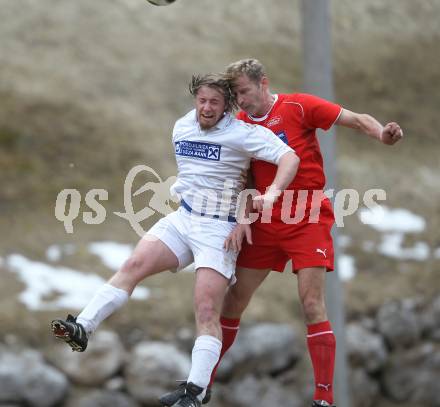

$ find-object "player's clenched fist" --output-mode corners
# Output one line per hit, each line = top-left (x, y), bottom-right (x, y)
(381, 122), (403, 145)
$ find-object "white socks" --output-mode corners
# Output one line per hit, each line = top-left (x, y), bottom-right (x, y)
(187, 335), (222, 399)
(76, 283), (129, 336)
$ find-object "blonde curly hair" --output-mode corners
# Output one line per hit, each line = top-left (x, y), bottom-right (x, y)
(189, 73), (237, 112)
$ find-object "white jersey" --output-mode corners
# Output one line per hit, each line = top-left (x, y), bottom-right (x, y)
(170, 109), (293, 218)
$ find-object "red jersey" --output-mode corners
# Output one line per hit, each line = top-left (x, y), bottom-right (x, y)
(236, 94), (341, 272)
(237, 93), (341, 220)
(237, 93), (341, 191)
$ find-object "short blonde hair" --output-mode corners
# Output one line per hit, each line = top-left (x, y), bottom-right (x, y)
(225, 58), (266, 84)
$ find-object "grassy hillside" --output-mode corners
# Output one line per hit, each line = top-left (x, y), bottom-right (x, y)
(0, 0), (439, 347)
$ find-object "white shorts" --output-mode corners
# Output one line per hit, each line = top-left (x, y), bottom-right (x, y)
(147, 207), (238, 281)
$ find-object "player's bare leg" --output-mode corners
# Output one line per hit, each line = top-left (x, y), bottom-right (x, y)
(170, 268), (229, 407)
(222, 267), (271, 318)
(297, 267), (327, 324)
(298, 267), (336, 406)
(159, 267), (270, 406)
(210, 268), (271, 389)
(52, 236), (179, 351)
(193, 267), (229, 338)
(108, 235), (179, 294)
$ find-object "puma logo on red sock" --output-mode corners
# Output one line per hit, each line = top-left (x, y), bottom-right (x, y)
(317, 383), (331, 391)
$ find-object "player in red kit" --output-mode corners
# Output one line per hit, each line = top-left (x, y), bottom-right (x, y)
(160, 59), (403, 407)
(219, 59), (402, 407)
(233, 90), (340, 273)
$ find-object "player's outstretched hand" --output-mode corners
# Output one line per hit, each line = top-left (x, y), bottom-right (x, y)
(381, 122), (403, 145)
(224, 224), (252, 252)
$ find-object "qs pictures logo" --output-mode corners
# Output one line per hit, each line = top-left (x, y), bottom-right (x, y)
(54, 165), (178, 237)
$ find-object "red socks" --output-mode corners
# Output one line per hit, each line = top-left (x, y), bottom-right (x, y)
(307, 320), (336, 404)
(208, 316), (240, 387)
(208, 316), (335, 405)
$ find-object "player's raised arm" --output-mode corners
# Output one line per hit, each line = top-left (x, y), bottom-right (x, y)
(252, 150), (299, 211)
(336, 108), (403, 145)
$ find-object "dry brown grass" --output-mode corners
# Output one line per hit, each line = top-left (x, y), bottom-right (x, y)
(0, 0), (439, 365)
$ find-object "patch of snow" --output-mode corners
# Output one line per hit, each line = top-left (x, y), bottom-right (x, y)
(359, 205), (426, 233)
(46, 244), (76, 262)
(338, 255), (356, 281)
(6, 254), (149, 311)
(88, 241), (133, 271)
(378, 233), (430, 261)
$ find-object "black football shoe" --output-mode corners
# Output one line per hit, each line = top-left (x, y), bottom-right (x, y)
(51, 314), (88, 352)
(312, 400), (335, 407)
(159, 381), (211, 406)
(171, 382), (204, 407)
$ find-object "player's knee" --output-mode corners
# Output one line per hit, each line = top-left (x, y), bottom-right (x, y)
(302, 296), (326, 322)
(120, 256), (151, 282)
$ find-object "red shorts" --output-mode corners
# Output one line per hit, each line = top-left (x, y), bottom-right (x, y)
(237, 200), (335, 273)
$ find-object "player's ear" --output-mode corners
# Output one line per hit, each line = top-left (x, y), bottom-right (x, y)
(261, 76), (269, 89)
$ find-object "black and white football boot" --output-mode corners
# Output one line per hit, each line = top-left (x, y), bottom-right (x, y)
(312, 400), (336, 407)
(51, 314), (88, 352)
(170, 382), (204, 407)
(159, 381), (211, 406)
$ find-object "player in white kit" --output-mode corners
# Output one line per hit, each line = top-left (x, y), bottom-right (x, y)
(51, 74), (300, 407)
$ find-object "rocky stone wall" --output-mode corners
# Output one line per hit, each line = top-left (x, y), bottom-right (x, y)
(1, 295), (439, 406)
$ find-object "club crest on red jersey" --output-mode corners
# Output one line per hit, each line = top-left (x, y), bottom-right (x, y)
(267, 116), (282, 127)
